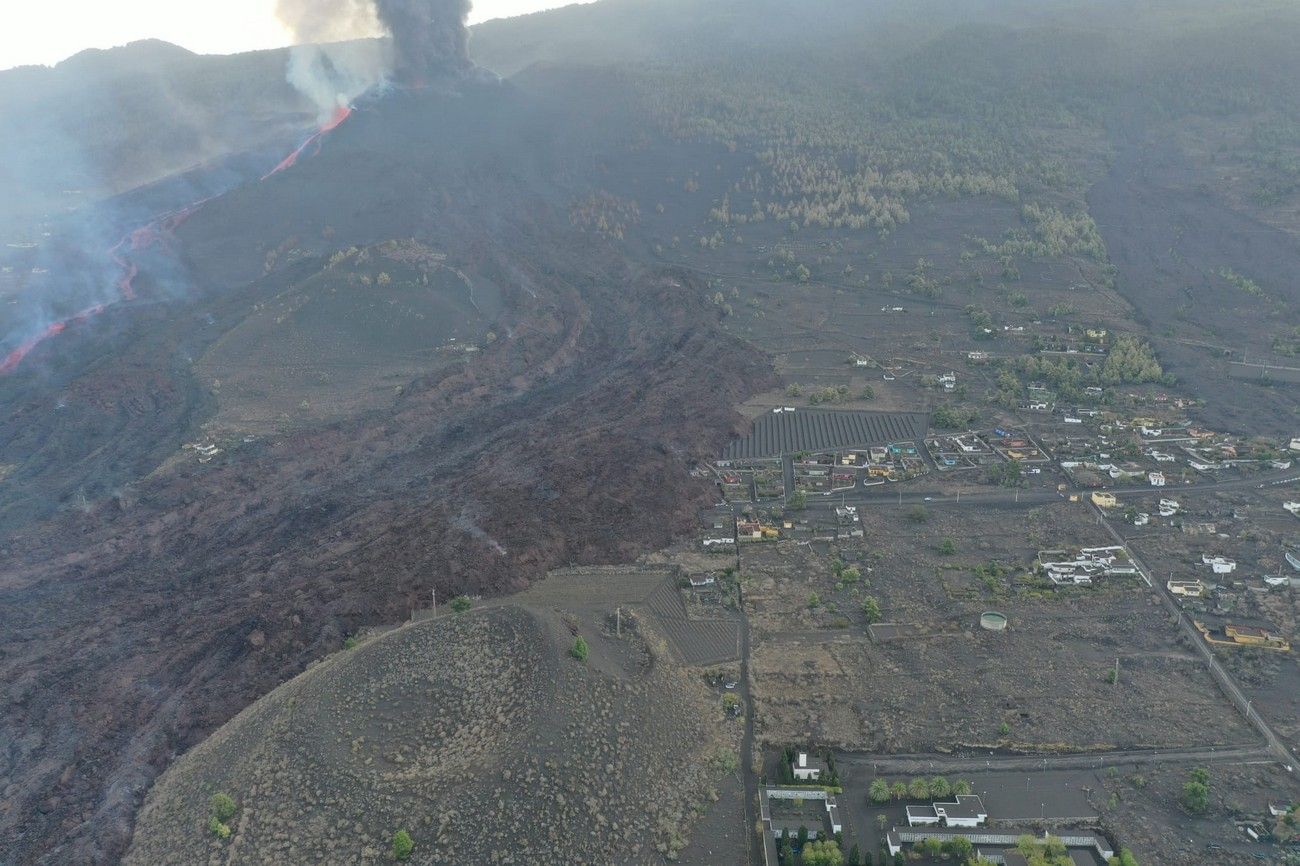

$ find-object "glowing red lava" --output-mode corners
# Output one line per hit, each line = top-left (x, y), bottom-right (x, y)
(2, 106), (353, 375)
(262, 105), (353, 180)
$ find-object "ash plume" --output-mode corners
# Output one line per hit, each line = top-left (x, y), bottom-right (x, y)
(375, 0), (474, 82)
(276, 0), (474, 104)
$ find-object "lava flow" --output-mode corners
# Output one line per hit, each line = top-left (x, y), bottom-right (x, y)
(0, 303), (105, 375)
(2, 107), (354, 376)
(262, 105), (353, 180)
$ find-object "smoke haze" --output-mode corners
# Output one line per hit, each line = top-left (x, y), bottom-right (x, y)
(276, 0), (473, 112)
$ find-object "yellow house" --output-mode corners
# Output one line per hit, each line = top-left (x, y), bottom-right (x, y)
(1167, 579), (1206, 598)
(1225, 625), (1290, 651)
(1091, 492), (1118, 508)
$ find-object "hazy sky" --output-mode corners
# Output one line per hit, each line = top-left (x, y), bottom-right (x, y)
(0, 1), (595, 71)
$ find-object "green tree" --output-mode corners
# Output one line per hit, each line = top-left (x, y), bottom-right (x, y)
(208, 815), (232, 840)
(985, 460), (1024, 488)
(952, 780), (973, 795)
(944, 837), (974, 859)
(392, 829), (414, 861)
(869, 778), (891, 803)
(570, 635), (590, 662)
(808, 591), (821, 609)
(847, 842), (862, 866)
(801, 840), (844, 866)
(210, 793), (237, 822)
(449, 595), (472, 613)
(1181, 779), (1209, 814)
(861, 596), (882, 624)
(929, 777), (951, 798)
(889, 781), (908, 800)
(908, 777), (931, 799)
(789, 489), (808, 510)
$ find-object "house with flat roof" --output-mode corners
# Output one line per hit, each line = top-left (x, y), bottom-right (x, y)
(906, 794), (988, 828)
(791, 751), (827, 781)
(1168, 579), (1206, 598)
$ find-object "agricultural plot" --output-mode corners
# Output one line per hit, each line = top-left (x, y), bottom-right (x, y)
(740, 504), (1256, 755)
(723, 408), (928, 459)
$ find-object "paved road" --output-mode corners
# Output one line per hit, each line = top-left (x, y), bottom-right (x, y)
(836, 745), (1274, 775)
(765, 466), (1300, 513)
(735, 572), (764, 866)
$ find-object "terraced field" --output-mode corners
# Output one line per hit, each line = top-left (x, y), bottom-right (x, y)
(645, 580), (741, 665)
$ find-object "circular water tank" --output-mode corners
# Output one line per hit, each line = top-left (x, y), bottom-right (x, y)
(980, 611), (1008, 632)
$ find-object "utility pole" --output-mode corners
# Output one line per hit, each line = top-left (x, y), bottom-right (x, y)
(1113, 656), (1120, 686)
(431, 587), (436, 615)
(616, 606), (622, 638)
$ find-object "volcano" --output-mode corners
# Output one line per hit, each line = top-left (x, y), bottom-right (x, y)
(0, 60), (772, 865)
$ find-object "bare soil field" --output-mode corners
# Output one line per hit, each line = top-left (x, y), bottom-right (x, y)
(1095, 761), (1300, 866)
(742, 503), (1256, 754)
(512, 565), (742, 665)
(124, 603), (738, 865)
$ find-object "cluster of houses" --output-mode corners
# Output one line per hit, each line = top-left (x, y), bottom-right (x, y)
(1036, 546), (1138, 586)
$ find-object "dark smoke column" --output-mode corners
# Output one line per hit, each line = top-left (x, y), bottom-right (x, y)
(375, 0), (473, 83)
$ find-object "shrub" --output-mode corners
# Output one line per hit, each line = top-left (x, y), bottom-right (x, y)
(906, 506), (929, 523)
(861, 596), (882, 625)
(570, 635), (590, 662)
(208, 815), (231, 839)
(392, 829), (414, 861)
(449, 595), (472, 613)
(1181, 779), (1210, 814)
(209, 793), (237, 823)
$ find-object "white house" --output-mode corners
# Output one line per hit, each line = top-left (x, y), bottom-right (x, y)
(1202, 555), (1237, 575)
(906, 795), (988, 828)
(1148, 471), (1167, 487)
(791, 752), (826, 781)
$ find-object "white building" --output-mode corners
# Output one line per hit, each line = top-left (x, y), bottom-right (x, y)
(791, 752), (826, 781)
(906, 795), (988, 829)
(1148, 471), (1167, 487)
(1202, 555), (1237, 575)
